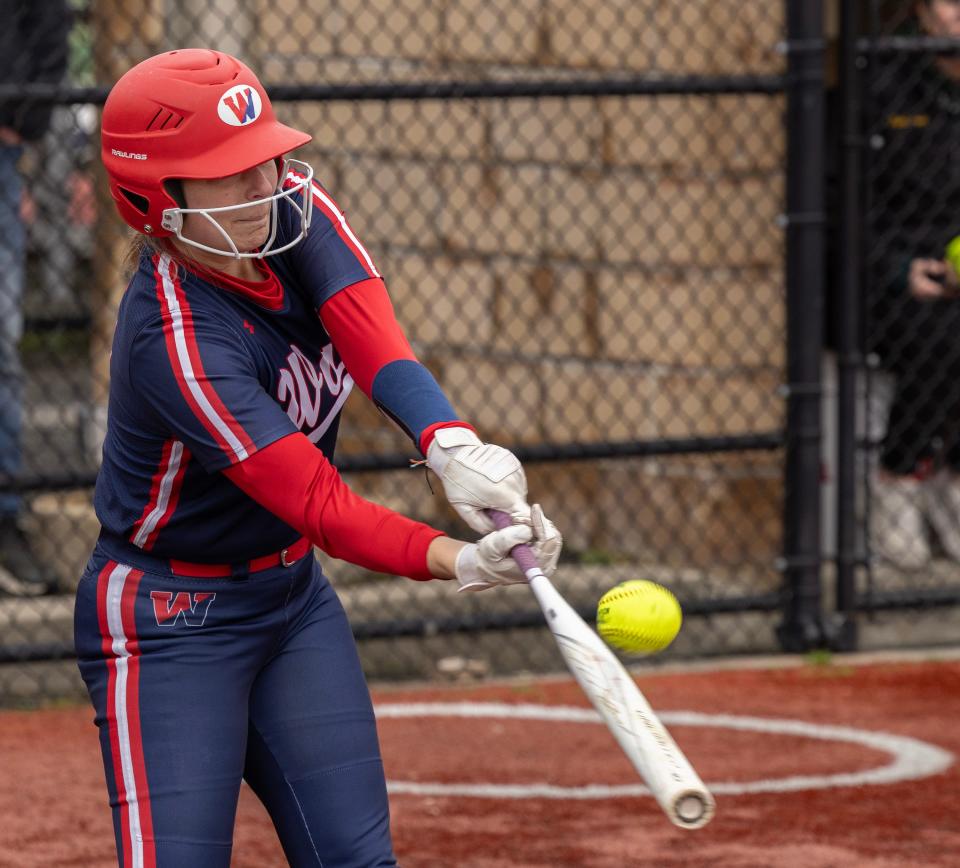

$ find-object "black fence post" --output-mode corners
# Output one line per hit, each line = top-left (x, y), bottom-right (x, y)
(832, 0), (862, 651)
(777, 0), (828, 651)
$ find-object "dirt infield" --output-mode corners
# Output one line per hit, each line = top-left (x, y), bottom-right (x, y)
(1, 656), (957, 867)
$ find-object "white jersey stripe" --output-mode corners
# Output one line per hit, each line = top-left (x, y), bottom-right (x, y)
(285, 171), (380, 278)
(105, 564), (144, 868)
(310, 183), (381, 277)
(132, 439), (184, 548)
(157, 254), (249, 461)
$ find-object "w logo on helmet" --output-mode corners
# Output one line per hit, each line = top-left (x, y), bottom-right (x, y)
(218, 84), (262, 127)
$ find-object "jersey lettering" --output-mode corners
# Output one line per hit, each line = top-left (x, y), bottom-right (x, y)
(277, 343), (354, 442)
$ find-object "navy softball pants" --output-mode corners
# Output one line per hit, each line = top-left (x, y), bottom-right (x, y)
(74, 536), (397, 868)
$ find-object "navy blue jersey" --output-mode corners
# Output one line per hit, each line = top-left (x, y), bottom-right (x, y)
(94, 183), (382, 563)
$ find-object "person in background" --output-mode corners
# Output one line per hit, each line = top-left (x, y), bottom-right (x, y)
(0, 1), (71, 594)
(32, 105), (97, 312)
(868, 0), (960, 569)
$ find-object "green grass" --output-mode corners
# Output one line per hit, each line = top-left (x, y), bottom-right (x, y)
(802, 649), (854, 677)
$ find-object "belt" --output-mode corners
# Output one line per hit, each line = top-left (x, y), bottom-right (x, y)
(168, 536), (313, 578)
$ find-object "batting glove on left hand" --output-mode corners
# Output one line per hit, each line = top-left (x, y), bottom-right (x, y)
(454, 504), (562, 592)
(426, 427), (529, 533)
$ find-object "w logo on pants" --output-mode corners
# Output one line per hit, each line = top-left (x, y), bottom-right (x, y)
(150, 591), (217, 627)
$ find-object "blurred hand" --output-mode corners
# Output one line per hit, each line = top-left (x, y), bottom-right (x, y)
(908, 258), (959, 299)
(19, 189), (35, 225)
(68, 172), (97, 227)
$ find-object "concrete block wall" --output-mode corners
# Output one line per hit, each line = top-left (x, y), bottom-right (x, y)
(256, 1), (787, 567)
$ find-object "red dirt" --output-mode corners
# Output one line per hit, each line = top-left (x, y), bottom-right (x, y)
(1, 658), (958, 867)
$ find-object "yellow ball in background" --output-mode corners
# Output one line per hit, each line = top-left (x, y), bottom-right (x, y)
(596, 580), (682, 654)
(946, 235), (960, 278)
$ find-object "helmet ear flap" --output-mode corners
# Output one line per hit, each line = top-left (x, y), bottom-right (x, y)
(113, 180), (179, 235)
(119, 187), (150, 215)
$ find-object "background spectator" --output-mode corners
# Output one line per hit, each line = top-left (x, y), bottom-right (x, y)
(0, 2), (71, 594)
(868, 0), (960, 569)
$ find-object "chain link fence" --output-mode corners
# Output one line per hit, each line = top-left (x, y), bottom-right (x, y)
(1, 0), (807, 703)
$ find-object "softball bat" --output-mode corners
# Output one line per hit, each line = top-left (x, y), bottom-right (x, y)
(489, 510), (715, 829)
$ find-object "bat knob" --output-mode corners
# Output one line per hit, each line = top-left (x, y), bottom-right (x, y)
(673, 792), (714, 829)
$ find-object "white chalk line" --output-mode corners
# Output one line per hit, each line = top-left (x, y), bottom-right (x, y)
(375, 702), (954, 799)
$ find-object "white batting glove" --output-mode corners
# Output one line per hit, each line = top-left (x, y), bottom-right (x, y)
(426, 427), (529, 533)
(454, 504), (562, 592)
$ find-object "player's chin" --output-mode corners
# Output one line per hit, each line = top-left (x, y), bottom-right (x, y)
(231, 218), (271, 251)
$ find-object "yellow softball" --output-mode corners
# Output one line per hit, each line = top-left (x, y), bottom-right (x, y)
(946, 235), (960, 278)
(596, 580), (682, 654)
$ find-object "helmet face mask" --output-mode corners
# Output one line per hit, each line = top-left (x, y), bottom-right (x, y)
(101, 49), (314, 255)
(160, 157), (315, 259)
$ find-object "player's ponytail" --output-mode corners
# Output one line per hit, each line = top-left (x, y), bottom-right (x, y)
(119, 232), (167, 279)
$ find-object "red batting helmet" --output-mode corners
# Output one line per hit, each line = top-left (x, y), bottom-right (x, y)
(101, 48), (312, 237)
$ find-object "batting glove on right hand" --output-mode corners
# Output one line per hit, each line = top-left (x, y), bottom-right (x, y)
(454, 504), (562, 592)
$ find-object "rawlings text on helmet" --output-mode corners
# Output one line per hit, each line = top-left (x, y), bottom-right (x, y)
(218, 85), (263, 127)
(111, 149), (147, 160)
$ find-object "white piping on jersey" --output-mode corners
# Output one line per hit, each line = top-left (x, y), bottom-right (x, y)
(132, 439), (185, 548)
(286, 171), (381, 278)
(105, 563), (145, 868)
(306, 373), (354, 444)
(157, 254), (250, 462)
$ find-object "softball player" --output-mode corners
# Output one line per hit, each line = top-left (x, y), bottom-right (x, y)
(75, 49), (561, 868)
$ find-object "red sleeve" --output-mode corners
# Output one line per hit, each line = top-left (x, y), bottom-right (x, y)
(418, 421), (477, 455)
(319, 277), (418, 396)
(319, 278), (478, 454)
(223, 432), (444, 581)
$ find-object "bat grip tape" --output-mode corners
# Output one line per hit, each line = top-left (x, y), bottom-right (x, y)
(488, 509), (542, 578)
